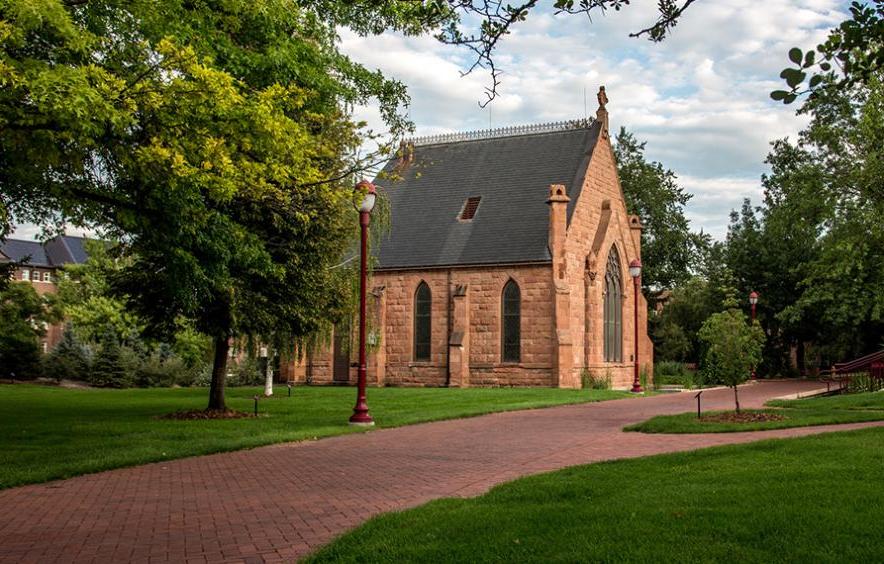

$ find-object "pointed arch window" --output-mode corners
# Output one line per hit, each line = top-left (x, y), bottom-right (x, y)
(603, 246), (623, 362)
(414, 282), (432, 361)
(502, 279), (521, 363)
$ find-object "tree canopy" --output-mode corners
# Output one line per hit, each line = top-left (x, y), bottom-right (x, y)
(0, 0), (444, 409)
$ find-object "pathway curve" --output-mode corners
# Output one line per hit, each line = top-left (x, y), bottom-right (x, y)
(2, 380), (882, 563)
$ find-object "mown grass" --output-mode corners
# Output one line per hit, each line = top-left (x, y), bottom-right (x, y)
(625, 391), (884, 433)
(306, 428), (884, 563)
(0, 384), (629, 489)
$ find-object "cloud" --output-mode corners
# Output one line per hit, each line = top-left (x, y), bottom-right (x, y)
(339, 0), (847, 241)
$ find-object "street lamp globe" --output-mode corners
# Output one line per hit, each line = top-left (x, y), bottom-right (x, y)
(628, 258), (642, 279)
(354, 180), (377, 214)
(749, 291), (759, 305)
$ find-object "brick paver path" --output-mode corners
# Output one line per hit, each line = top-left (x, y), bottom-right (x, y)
(2, 380), (883, 563)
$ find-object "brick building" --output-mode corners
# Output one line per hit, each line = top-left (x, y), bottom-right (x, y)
(284, 90), (653, 389)
(1, 235), (91, 351)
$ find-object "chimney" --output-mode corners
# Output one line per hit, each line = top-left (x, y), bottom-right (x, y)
(596, 86), (609, 135)
(547, 184), (570, 280)
(395, 140), (414, 171)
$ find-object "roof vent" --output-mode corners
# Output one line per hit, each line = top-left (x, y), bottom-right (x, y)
(459, 197), (482, 221)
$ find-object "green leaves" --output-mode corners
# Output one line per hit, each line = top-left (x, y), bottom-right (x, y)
(774, 0), (884, 104)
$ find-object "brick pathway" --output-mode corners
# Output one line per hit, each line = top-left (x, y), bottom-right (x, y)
(2, 380), (882, 563)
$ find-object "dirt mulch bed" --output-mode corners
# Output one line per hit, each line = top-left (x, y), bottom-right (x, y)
(700, 411), (787, 424)
(157, 409), (256, 420)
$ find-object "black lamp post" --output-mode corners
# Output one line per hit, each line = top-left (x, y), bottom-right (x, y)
(349, 180), (376, 426)
(629, 259), (642, 393)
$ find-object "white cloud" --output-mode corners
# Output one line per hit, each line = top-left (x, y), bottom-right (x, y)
(339, 0), (847, 241)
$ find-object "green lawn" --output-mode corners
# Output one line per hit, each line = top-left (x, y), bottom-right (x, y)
(0, 384), (629, 489)
(625, 391), (884, 433)
(306, 428), (884, 563)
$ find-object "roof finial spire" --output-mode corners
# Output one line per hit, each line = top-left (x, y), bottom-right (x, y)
(596, 86), (609, 137)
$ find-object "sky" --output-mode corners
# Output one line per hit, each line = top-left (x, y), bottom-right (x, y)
(339, 0), (848, 239)
(10, 0), (847, 242)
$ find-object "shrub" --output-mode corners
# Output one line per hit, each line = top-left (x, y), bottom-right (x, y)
(581, 369), (611, 390)
(44, 328), (92, 382)
(654, 361), (694, 388)
(227, 357), (263, 387)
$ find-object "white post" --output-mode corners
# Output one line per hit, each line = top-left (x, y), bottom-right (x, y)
(261, 346), (273, 396)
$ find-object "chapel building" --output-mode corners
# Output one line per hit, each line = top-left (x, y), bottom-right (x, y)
(284, 90), (653, 389)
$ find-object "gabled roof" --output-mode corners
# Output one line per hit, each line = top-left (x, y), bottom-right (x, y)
(373, 120), (602, 270)
(0, 235), (92, 268)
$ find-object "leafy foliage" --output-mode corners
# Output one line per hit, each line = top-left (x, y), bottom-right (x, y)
(1, 0), (447, 409)
(614, 127), (704, 290)
(0, 282), (56, 378)
(698, 309), (764, 412)
(774, 0), (884, 103)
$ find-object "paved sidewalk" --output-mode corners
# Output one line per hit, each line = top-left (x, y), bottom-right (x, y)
(1, 380), (881, 563)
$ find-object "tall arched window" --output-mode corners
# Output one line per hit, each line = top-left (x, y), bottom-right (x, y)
(413, 282), (432, 361)
(502, 279), (521, 363)
(603, 246), (623, 362)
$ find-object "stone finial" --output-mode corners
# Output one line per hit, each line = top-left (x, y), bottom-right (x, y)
(596, 85), (609, 135)
(547, 184), (570, 203)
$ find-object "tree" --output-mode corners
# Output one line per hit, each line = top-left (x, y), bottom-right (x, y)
(1, 1), (445, 411)
(698, 308), (764, 413)
(0, 282), (55, 378)
(742, 73), (884, 370)
(44, 326), (91, 382)
(614, 127), (702, 290)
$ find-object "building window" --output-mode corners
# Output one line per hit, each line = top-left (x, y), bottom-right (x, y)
(21, 269), (30, 281)
(502, 279), (521, 363)
(603, 245), (623, 362)
(459, 196), (482, 221)
(42, 271), (51, 282)
(413, 281), (431, 361)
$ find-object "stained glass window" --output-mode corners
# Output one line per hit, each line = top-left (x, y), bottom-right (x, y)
(502, 280), (521, 362)
(603, 246), (623, 362)
(414, 282), (431, 361)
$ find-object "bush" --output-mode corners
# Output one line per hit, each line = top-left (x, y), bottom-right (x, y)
(44, 328), (92, 382)
(227, 357), (263, 387)
(654, 361), (695, 388)
(581, 369), (611, 390)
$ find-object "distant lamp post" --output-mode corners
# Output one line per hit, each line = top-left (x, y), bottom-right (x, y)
(749, 291), (759, 380)
(629, 259), (643, 393)
(349, 180), (376, 426)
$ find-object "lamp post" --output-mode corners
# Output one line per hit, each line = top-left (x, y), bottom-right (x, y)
(349, 180), (376, 426)
(749, 291), (759, 380)
(629, 259), (642, 393)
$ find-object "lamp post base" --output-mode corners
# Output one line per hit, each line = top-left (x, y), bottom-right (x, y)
(348, 419), (375, 427)
(630, 384), (643, 394)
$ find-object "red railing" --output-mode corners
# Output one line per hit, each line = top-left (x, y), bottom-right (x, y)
(821, 350), (884, 392)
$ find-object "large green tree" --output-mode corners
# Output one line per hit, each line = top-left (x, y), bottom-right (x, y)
(0, 1), (447, 410)
(0, 282), (56, 378)
(614, 127), (703, 291)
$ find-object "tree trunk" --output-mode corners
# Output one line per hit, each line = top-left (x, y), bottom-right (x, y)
(263, 354), (273, 397)
(733, 385), (740, 414)
(797, 340), (806, 377)
(208, 335), (229, 411)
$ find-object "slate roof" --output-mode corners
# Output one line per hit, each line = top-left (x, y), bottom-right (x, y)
(0, 235), (92, 267)
(373, 120), (602, 270)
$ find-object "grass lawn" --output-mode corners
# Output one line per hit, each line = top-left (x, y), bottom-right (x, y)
(306, 428), (884, 563)
(0, 384), (630, 489)
(625, 391), (884, 433)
